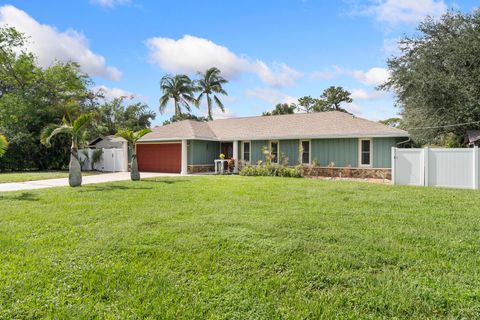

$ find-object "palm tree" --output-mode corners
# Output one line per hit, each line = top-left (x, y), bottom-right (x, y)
(159, 74), (196, 116)
(41, 111), (92, 187)
(0, 133), (8, 157)
(196, 67), (228, 120)
(115, 128), (151, 181)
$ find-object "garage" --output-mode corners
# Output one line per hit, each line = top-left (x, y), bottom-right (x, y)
(136, 143), (181, 173)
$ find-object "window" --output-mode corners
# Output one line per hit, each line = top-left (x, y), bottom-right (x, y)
(301, 140), (310, 164)
(242, 141), (251, 162)
(359, 139), (372, 166)
(270, 141), (279, 164)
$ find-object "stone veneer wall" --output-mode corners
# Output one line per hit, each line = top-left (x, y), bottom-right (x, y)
(188, 165), (215, 174)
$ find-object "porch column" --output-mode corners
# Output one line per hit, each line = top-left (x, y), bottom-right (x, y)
(181, 139), (188, 175)
(233, 140), (239, 173)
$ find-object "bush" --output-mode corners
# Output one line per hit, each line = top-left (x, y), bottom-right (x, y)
(240, 164), (303, 178)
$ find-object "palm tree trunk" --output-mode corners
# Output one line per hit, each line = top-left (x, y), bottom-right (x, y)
(207, 93), (213, 120)
(69, 138), (82, 187)
(174, 99), (180, 116)
(130, 152), (140, 181)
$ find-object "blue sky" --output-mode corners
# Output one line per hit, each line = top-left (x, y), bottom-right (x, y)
(0, 0), (478, 125)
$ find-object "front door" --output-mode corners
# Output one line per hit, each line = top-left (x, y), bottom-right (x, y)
(221, 142), (233, 159)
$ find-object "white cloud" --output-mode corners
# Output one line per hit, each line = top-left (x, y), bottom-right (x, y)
(212, 107), (237, 119)
(90, 0), (130, 7)
(350, 88), (386, 100)
(95, 85), (135, 100)
(365, 0), (447, 25)
(343, 102), (363, 115)
(0, 5), (122, 80)
(95, 85), (149, 103)
(145, 35), (301, 87)
(351, 67), (390, 86)
(245, 88), (297, 105)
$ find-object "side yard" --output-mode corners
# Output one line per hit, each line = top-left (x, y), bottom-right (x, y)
(0, 176), (479, 318)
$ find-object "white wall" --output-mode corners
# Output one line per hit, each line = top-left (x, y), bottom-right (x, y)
(392, 147), (479, 189)
(79, 147), (128, 172)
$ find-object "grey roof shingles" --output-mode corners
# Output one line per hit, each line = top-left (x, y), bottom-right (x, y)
(140, 111), (409, 142)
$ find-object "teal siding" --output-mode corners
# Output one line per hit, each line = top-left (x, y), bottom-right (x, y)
(280, 140), (299, 165)
(311, 138), (358, 167)
(188, 140), (220, 165)
(373, 137), (402, 168)
(251, 140), (268, 164)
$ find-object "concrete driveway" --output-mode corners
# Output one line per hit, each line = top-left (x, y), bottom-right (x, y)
(0, 172), (180, 192)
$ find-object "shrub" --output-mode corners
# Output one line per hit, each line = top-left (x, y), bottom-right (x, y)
(240, 164), (303, 178)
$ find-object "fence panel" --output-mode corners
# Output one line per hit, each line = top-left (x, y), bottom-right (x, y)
(428, 149), (473, 189)
(393, 149), (424, 186)
(393, 147), (479, 189)
(78, 148), (127, 172)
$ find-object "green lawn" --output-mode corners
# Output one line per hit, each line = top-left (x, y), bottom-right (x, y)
(1, 176), (479, 319)
(0, 171), (97, 183)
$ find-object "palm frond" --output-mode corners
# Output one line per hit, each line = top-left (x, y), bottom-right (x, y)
(213, 95), (225, 112)
(134, 128), (152, 141)
(73, 113), (92, 132)
(41, 124), (73, 146)
(0, 134), (8, 157)
(115, 129), (134, 144)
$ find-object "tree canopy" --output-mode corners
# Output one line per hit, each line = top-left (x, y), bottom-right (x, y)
(381, 10), (480, 145)
(0, 26), (156, 171)
(262, 103), (297, 116)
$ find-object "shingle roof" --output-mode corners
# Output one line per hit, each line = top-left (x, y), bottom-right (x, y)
(140, 111), (409, 142)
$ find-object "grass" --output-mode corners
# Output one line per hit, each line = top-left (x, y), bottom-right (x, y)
(0, 170), (98, 183)
(0, 176), (479, 319)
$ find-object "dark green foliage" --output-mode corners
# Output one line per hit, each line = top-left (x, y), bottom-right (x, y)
(262, 103), (297, 116)
(381, 10), (480, 145)
(162, 113), (208, 125)
(0, 27), (155, 171)
(93, 97), (156, 136)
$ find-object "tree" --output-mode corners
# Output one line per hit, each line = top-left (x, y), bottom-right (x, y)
(94, 97), (156, 136)
(319, 86), (352, 112)
(0, 26), (95, 171)
(379, 117), (404, 129)
(159, 74), (196, 116)
(115, 128), (151, 181)
(0, 133), (7, 157)
(297, 96), (319, 113)
(196, 67), (228, 120)
(162, 113), (208, 126)
(262, 103), (297, 116)
(41, 107), (93, 187)
(381, 11), (480, 145)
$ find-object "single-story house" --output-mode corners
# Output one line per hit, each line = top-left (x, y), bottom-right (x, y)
(137, 111), (409, 176)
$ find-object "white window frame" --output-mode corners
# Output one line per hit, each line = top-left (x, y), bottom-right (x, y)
(241, 141), (251, 163)
(300, 139), (311, 164)
(269, 140), (280, 164)
(358, 138), (373, 167)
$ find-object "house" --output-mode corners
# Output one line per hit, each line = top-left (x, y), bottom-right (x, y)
(137, 111), (409, 177)
(82, 135), (130, 172)
(466, 130), (480, 147)
(88, 135), (128, 149)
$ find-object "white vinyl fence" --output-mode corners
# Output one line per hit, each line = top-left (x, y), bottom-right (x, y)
(392, 147), (479, 189)
(79, 148), (128, 172)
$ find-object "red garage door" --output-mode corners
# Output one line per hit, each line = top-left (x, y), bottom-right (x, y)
(137, 143), (181, 173)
